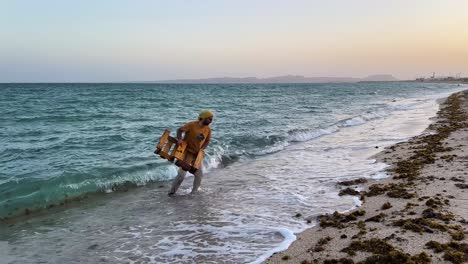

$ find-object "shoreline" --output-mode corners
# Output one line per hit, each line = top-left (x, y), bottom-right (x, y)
(265, 90), (468, 263)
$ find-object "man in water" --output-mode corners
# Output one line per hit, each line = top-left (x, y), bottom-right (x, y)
(168, 110), (214, 195)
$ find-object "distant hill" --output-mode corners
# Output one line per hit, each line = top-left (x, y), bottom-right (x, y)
(153, 74), (398, 84)
(360, 74), (399, 82)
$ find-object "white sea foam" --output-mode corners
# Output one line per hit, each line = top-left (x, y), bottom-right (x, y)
(352, 196), (363, 207)
(287, 125), (339, 142)
(251, 229), (297, 264)
(203, 145), (226, 171)
(372, 171), (390, 179)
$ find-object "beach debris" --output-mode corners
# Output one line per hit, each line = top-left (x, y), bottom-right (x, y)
(450, 177), (465, 182)
(342, 238), (431, 263)
(405, 202), (418, 209)
(341, 238), (394, 255)
(421, 208), (454, 221)
(364, 183), (415, 199)
(365, 213), (386, 222)
(363, 251), (431, 264)
(281, 255), (291, 260)
(440, 154), (457, 161)
(381, 202), (393, 210)
(393, 217), (452, 234)
(337, 178), (368, 186)
(386, 185), (415, 199)
(425, 198), (443, 208)
(338, 188), (360, 196)
(450, 229), (465, 241)
(318, 210), (366, 228)
(426, 241), (468, 264)
(312, 236), (333, 252)
(355, 221), (367, 237)
(322, 258), (354, 264)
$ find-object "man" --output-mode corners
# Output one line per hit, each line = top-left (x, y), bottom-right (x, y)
(168, 110), (214, 195)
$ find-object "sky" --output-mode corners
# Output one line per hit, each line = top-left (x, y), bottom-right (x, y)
(1, 0), (468, 82)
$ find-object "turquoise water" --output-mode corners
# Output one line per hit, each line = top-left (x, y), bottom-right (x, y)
(0, 82), (466, 263)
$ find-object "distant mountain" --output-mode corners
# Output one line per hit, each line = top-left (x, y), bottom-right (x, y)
(360, 74), (399, 82)
(153, 74), (398, 84)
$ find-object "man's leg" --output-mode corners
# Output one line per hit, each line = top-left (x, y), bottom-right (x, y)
(191, 167), (204, 194)
(168, 168), (187, 195)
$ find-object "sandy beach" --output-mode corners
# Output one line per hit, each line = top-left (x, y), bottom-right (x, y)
(266, 90), (468, 264)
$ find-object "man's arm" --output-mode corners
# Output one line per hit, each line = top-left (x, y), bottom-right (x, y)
(177, 126), (187, 145)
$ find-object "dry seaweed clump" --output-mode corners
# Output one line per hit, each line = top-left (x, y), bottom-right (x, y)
(422, 208), (455, 221)
(323, 258), (354, 264)
(426, 241), (468, 264)
(338, 178), (368, 186)
(448, 225), (465, 241)
(455, 183), (468, 189)
(393, 218), (450, 234)
(341, 238), (431, 263)
(425, 198), (443, 208)
(450, 230), (465, 241)
(440, 154), (457, 162)
(386, 184), (416, 199)
(365, 213), (386, 223)
(365, 184), (387, 196)
(341, 238), (395, 255)
(381, 202), (393, 210)
(359, 251), (431, 264)
(339, 188), (360, 196)
(354, 220), (367, 238)
(364, 183), (415, 199)
(312, 236), (333, 252)
(319, 210), (366, 228)
(392, 159), (422, 180)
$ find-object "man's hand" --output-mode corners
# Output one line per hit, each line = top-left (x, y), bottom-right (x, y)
(177, 139), (183, 146)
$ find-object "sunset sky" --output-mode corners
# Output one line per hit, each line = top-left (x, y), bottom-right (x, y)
(1, 0), (468, 82)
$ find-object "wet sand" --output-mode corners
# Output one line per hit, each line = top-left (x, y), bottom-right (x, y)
(266, 90), (468, 264)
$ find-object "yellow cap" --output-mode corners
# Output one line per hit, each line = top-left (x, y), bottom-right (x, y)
(199, 109), (214, 119)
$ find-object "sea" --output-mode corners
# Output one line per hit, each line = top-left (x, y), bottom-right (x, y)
(0, 82), (466, 263)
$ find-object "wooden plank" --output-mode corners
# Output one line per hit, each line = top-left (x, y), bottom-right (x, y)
(171, 140), (186, 160)
(184, 152), (195, 165)
(155, 130), (206, 172)
(156, 130), (170, 150)
(192, 150), (204, 171)
(162, 141), (173, 154)
(159, 152), (170, 159)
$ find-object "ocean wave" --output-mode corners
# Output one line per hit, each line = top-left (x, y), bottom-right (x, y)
(338, 108), (391, 128)
(285, 103), (408, 143)
(287, 126), (339, 142)
(0, 164), (178, 218)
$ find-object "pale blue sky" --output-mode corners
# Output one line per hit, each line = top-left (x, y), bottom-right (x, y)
(1, 0), (467, 82)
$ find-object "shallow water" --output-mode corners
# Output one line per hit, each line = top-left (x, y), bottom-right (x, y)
(1, 82), (466, 263)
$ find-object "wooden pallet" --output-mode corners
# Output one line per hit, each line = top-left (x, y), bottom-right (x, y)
(154, 129), (204, 173)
